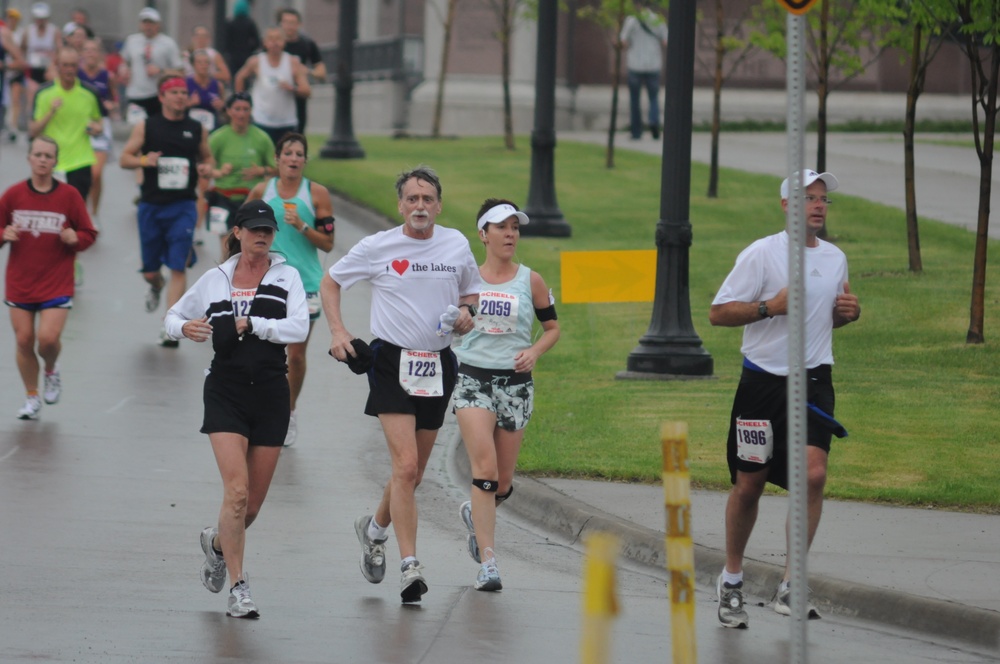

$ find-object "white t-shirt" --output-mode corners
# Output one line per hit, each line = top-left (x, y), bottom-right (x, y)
(251, 52), (297, 128)
(330, 224), (481, 351)
(121, 32), (182, 100)
(712, 231), (848, 375)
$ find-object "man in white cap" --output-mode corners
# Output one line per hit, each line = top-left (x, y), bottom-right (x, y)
(118, 7), (182, 122)
(21, 2), (61, 112)
(708, 169), (861, 629)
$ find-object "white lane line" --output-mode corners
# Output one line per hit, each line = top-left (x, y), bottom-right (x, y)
(0, 446), (20, 464)
(107, 396), (135, 413)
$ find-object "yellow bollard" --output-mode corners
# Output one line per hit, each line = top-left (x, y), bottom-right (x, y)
(581, 531), (620, 664)
(663, 422), (697, 664)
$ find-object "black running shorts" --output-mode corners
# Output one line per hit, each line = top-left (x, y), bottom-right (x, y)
(364, 339), (457, 431)
(201, 372), (290, 447)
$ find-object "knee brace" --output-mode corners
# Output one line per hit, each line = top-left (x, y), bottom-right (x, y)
(495, 485), (513, 506)
(472, 478), (498, 492)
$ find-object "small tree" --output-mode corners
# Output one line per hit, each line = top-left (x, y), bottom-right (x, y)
(431, 0), (462, 139)
(696, 0), (757, 198)
(486, 0), (526, 150)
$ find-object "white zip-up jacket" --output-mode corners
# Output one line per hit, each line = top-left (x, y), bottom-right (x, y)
(165, 252), (308, 384)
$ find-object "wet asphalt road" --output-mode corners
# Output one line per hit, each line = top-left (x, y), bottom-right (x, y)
(0, 137), (994, 663)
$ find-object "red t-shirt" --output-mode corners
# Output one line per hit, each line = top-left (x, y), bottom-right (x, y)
(0, 180), (98, 303)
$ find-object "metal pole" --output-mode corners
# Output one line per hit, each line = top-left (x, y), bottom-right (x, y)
(786, 11), (809, 664)
(619, 0), (712, 379)
(320, 0), (365, 160)
(521, 0), (571, 238)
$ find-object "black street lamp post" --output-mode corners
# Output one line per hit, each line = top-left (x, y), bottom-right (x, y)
(321, 0), (365, 160)
(521, 0), (571, 238)
(619, 0), (713, 379)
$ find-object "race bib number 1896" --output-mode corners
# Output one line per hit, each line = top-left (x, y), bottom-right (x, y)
(735, 418), (774, 464)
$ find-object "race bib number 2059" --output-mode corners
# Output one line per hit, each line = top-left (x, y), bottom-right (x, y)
(735, 418), (774, 464)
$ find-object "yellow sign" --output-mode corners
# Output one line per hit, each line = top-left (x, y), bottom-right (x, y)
(776, 0), (819, 14)
(560, 250), (656, 303)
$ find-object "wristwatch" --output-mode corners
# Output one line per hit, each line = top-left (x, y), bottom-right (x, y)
(460, 303), (477, 317)
(758, 301), (771, 319)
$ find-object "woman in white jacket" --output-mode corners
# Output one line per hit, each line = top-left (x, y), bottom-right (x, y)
(164, 199), (308, 619)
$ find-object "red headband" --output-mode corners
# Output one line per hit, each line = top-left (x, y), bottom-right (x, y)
(159, 77), (186, 93)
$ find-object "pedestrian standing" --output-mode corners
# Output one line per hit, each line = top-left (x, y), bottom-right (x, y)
(234, 27), (310, 147)
(709, 169), (861, 629)
(119, 74), (215, 346)
(0, 135), (97, 420)
(164, 200), (309, 618)
(320, 165), (480, 603)
(247, 133), (334, 446)
(276, 8), (326, 134)
(619, 2), (667, 140)
(454, 199), (560, 591)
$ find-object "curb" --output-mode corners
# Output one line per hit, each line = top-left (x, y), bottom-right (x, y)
(445, 428), (1000, 652)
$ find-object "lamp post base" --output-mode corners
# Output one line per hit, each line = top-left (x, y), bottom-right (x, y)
(320, 139), (365, 160)
(620, 341), (714, 378)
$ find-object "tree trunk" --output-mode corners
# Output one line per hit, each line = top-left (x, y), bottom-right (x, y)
(606, 0), (627, 169)
(903, 23), (923, 274)
(501, 1), (515, 150)
(431, 0), (459, 139)
(707, 0), (724, 198)
(816, 0), (830, 238)
(966, 44), (999, 345)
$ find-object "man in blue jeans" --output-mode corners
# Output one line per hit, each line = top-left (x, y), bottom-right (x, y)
(619, 3), (668, 140)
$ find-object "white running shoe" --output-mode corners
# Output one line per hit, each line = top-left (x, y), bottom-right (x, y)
(354, 515), (387, 584)
(773, 581), (821, 619)
(227, 574), (259, 619)
(43, 367), (61, 404)
(284, 410), (297, 447)
(400, 561), (427, 604)
(145, 284), (162, 313)
(717, 574), (749, 629)
(474, 558), (502, 592)
(17, 395), (42, 420)
(199, 527), (227, 593)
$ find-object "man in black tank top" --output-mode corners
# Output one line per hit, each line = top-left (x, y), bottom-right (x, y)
(120, 74), (214, 346)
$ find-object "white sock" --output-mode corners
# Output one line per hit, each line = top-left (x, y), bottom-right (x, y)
(400, 556), (417, 571)
(722, 568), (743, 586)
(368, 517), (388, 541)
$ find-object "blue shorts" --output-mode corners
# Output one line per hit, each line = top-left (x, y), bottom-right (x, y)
(5, 296), (73, 311)
(137, 200), (198, 273)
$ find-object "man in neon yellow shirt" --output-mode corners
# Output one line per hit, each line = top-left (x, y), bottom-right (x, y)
(30, 47), (103, 201)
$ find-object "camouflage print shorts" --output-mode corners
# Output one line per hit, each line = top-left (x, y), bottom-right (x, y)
(452, 370), (534, 432)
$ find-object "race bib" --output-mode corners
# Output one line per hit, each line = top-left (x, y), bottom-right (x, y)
(231, 287), (257, 318)
(474, 291), (519, 335)
(188, 108), (216, 132)
(735, 418), (774, 464)
(208, 206), (230, 233)
(28, 52), (47, 68)
(306, 292), (320, 317)
(399, 350), (443, 397)
(126, 103), (148, 126)
(157, 156), (190, 190)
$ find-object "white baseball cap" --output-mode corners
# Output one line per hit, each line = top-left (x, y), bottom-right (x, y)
(138, 7), (162, 22)
(31, 2), (51, 19)
(477, 203), (530, 230)
(780, 169), (839, 199)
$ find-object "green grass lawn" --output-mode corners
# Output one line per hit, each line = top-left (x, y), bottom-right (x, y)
(305, 135), (1000, 513)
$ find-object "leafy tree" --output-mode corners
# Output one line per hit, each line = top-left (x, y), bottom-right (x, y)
(485, 0), (527, 150)
(750, 0), (888, 175)
(695, 0), (758, 198)
(938, 0), (1000, 343)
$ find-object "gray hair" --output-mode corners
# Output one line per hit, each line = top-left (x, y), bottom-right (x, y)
(395, 165), (442, 200)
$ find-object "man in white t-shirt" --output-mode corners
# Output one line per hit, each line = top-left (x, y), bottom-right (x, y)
(118, 7), (182, 121)
(320, 165), (480, 604)
(708, 169), (861, 629)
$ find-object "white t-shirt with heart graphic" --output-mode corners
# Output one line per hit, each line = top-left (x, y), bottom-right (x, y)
(330, 224), (480, 351)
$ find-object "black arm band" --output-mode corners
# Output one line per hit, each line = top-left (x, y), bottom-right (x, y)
(317, 216), (335, 233)
(534, 305), (557, 322)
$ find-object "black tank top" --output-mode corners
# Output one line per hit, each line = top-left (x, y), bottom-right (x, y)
(140, 114), (203, 204)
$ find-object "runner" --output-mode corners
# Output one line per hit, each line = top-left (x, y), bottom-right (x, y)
(78, 37), (118, 220)
(247, 132), (333, 446)
(164, 200), (308, 618)
(0, 135), (97, 420)
(234, 27), (309, 147)
(453, 198), (560, 591)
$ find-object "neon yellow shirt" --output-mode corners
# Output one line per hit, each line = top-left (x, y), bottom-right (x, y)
(33, 80), (102, 173)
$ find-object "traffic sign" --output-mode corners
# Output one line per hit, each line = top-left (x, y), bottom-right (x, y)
(776, 0), (819, 15)
(560, 250), (656, 303)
